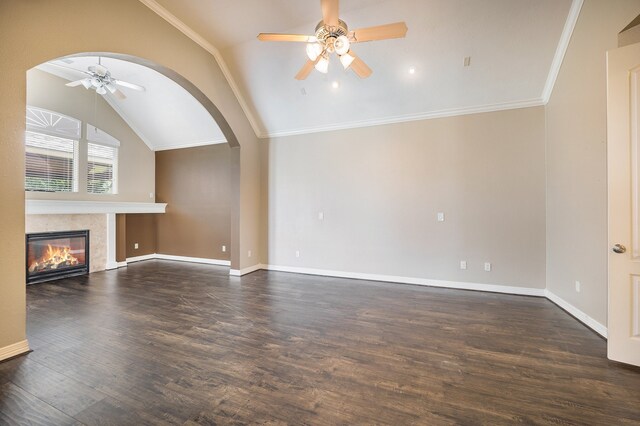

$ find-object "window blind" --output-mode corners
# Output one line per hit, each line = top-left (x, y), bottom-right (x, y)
(87, 143), (117, 194)
(25, 131), (77, 192)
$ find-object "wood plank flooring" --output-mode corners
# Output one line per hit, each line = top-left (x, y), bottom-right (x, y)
(1, 260), (639, 425)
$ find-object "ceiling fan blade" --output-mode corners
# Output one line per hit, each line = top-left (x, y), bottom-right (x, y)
(349, 22), (408, 43)
(295, 59), (318, 80)
(105, 82), (127, 100)
(65, 80), (85, 87)
(47, 61), (92, 76)
(113, 88), (127, 100)
(321, 0), (339, 27)
(349, 52), (372, 79)
(66, 78), (92, 89)
(258, 33), (317, 43)
(114, 79), (145, 92)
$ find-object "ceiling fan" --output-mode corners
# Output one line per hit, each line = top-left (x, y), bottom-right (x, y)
(257, 0), (408, 80)
(53, 58), (145, 100)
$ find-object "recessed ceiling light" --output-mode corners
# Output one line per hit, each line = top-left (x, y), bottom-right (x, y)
(408, 66), (416, 75)
(332, 81), (340, 89)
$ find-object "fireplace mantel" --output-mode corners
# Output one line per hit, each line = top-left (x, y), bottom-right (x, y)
(26, 200), (167, 215)
(25, 200), (167, 271)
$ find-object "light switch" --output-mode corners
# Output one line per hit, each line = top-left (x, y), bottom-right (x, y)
(318, 212), (324, 220)
(437, 212), (445, 222)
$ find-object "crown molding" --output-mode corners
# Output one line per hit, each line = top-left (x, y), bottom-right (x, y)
(263, 97), (546, 139)
(153, 138), (228, 151)
(541, 0), (584, 103)
(138, 0), (264, 139)
(140, 0), (582, 140)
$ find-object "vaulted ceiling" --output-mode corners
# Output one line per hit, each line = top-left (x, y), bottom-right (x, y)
(38, 57), (227, 151)
(149, 0), (576, 137)
(35, 1), (579, 149)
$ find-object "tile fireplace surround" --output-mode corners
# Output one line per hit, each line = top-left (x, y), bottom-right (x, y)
(26, 215), (105, 272)
(25, 200), (166, 273)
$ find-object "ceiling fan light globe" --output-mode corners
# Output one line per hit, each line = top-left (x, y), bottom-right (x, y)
(315, 56), (329, 74)
(106, 83), (117, 94)
(81, 78), (92, 89)
(96, 86), (107, 95)
(334, 35), (350, 56)
(340, 51), (355, 70)
(306, 42), (323, 61)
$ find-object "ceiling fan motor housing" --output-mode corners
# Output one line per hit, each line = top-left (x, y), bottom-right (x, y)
(315, 19), (349, 52)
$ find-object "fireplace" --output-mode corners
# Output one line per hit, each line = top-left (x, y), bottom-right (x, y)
(26, 230), (90, 284)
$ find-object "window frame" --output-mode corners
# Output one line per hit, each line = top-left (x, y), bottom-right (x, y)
(25, 107), (81, 193)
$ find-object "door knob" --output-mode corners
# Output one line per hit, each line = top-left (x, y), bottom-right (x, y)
(612, 244), (626, 254)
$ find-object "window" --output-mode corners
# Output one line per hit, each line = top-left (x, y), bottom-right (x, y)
(87, 143), (117, 194)
(24, 108), (120, 195)
(86, 125), (119, 194)
(25, 107), (80, 192)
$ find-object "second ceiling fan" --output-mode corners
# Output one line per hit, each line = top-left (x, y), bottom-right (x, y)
(257, 0), (408, 80)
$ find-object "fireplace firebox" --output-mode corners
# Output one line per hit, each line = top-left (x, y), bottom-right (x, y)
(26, 230), (90, 285)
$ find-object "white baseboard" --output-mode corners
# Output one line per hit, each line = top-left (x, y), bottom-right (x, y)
(125, 253), (230, 266)
(111, 256), (609, 338)
(544, 289), (608, 338)
(126, 254), (156, 263)
(262, 264), (546, 297)
(154, 254), (230, 266)
(230, 263), (265, 277)
(0, 339), (30, 362)
(105, 261), (120, 270)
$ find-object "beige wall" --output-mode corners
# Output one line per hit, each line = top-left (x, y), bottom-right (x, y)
(155, 145), (231, 260)
(125, 214), (157, 258)
(545, 0), (640, 326)
(26, 69), (155, 202)
(263, 107), (546, 289)
(0, 0), (261, 352)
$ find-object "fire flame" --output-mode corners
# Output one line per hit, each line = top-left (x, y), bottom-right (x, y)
(29, 244), (79, 273)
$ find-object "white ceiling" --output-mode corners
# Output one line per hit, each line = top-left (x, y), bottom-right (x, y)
(38, 56), (227, 151)
(152, 0), (574, 137)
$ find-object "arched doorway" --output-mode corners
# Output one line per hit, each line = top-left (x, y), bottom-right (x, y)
(25, 53), (238, 279)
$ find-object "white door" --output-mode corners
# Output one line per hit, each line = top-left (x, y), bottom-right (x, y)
(607, 42), (640, 367)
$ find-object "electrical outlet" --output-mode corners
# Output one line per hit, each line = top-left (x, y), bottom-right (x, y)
(484, 262), (491, 272)
(248, 250), (252, 258)
(222, 245), (226, 252)
(460, 260), (467, 270)
(318, 212), (324, 220)
(295, 250), (300, 258)
(575, 281), (581, 293)
(437, 212), (445, 222)
(134, 243), (139, 250)
(149, 192), (154, 199)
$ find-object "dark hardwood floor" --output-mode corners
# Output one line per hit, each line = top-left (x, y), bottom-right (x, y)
(1, 260), (639, 425)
